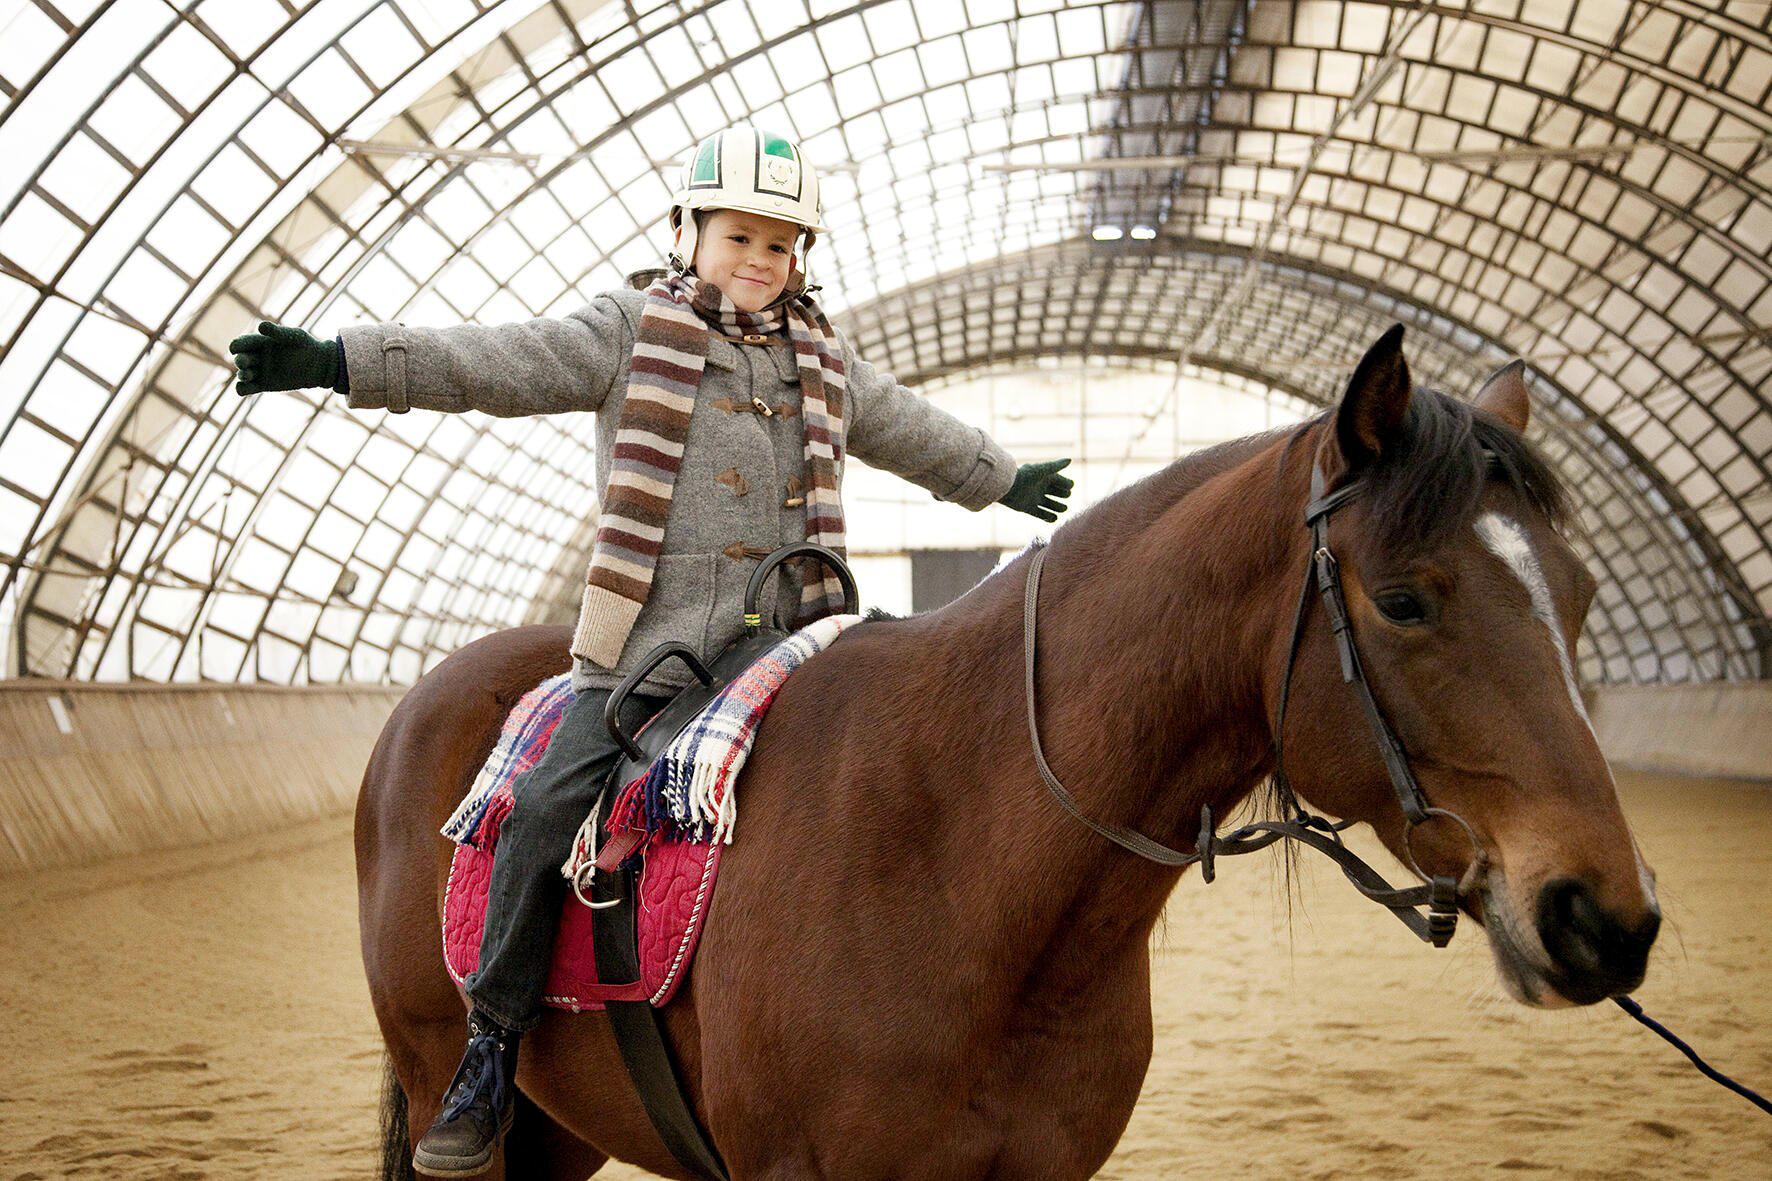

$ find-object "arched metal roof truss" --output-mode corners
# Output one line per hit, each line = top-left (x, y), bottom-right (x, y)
(0, 0), (1765, 686)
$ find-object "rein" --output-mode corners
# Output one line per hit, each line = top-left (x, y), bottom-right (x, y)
(1022, 463), (1478, 947)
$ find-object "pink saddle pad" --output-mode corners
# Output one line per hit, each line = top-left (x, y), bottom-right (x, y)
(441, 740), (722, 1012)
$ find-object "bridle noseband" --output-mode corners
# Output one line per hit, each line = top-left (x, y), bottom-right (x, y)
(1023, 461), (1488, 947)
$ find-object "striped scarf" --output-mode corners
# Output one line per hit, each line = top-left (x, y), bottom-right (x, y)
(571, 268), (849, 668)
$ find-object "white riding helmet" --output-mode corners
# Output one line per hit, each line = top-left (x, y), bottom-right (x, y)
(668, 125), (827, 288)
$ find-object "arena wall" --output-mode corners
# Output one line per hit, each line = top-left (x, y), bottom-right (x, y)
(0, 682), (404, 875)
(1587, 682), (1772, 783)
(1, 679), (1765, 875)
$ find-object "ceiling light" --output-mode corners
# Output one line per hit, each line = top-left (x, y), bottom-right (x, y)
(1130, 225), (1157, 239)
(1091, 225), (1123, 241)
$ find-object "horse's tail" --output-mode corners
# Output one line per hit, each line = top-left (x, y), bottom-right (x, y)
(379, 1055), (416, 1181)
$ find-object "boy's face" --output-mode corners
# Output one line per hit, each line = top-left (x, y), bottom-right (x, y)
(681, 208), (800, 312)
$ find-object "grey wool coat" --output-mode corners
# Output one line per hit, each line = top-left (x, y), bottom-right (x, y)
(337, 270), (1018, 694)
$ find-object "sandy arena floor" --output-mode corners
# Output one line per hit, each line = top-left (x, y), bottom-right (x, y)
(3, 770), (1768, 1179)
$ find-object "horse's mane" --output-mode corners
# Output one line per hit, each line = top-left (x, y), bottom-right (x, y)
(1282, 388), (1573, 554)
(1031, 386), (1569, 558)
(866, 385), (1571, 623)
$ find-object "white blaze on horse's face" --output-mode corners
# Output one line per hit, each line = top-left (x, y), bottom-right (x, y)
(1471, 511), (1590, 728)
(1468, 509), (1660, 1006)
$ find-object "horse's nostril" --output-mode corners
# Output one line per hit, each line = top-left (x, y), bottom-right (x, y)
(1536, 877), (1657, 1000)
(1630, 907), (1662, 955)
(1540, 879), (1604, 977)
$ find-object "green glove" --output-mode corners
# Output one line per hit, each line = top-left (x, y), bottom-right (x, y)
(228, 321), (338, 396)
(999, 457), (1074, 522)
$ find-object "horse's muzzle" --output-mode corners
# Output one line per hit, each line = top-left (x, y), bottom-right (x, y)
(1534, 877), (1660, 1004)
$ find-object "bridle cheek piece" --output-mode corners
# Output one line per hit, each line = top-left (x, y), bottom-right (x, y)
(1023, 461), (1490, 948)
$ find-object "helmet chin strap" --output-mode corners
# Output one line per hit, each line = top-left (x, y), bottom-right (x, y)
(795, 231), (819, 296)
(668, 206), (697, 275)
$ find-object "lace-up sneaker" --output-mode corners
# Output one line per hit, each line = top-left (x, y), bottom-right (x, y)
(412, 1013), (520, 1177)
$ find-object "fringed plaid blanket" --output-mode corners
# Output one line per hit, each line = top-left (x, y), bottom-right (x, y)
(561, 612), (862, 879)
(441, 673), (575, 848)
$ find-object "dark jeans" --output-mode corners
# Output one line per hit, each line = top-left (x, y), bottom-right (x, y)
(466, 684), (669, 1031)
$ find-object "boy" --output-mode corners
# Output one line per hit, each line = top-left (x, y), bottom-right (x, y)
(231, 125), (1072, 1174)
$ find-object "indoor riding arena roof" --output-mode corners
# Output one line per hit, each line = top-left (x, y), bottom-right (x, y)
(0, 0), (1766, 687)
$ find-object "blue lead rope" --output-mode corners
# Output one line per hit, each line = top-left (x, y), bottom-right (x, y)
(1614, 995), (1771, 1116)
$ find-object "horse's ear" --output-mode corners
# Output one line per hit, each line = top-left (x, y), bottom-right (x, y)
(1326, 325), (1412, 481)
(1473, 359), (1531, 435)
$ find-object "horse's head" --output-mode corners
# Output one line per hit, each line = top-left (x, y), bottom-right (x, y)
(1277, 327), (1658, 1008)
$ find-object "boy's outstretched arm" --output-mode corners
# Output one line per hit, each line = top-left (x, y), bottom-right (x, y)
(842, 338), (1020, 511)
(228, 293), (634, 417)
(841, 337), (1072, 520)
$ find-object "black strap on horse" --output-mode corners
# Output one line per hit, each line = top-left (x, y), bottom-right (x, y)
(1022, 461), (1477, 947)
(589, 636), (731, 1181)
(590, 861), (731, 1181)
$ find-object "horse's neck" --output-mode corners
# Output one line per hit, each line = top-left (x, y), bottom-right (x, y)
(974, 437), (1306, 977)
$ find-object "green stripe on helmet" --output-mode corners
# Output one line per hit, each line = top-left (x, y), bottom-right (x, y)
(691, 137), (719, 184)
(761, 132), (796, 161)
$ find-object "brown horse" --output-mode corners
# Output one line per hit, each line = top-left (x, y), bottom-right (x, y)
(357, 328), (1660, 1179)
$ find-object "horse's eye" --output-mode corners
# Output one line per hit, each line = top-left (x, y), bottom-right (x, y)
(1375, 589), (1430, 625)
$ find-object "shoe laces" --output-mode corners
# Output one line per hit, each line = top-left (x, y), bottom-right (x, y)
(439, 1031), (510, 1123)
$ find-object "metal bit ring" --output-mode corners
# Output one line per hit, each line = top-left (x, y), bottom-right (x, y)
(1402, 806), (1488, 896)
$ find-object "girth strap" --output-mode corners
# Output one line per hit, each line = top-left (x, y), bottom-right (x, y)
(591, 852), (730, 1180)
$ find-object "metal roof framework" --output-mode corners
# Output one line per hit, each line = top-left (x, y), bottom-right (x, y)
(0, 0), (1766, 686)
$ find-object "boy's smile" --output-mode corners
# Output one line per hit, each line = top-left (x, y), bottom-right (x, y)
(680, 208), (801, 312)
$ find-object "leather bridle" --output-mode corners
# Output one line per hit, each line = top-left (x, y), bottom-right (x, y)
(1025, 457), (1772, 1118)
(1023, 461), (1488, 947)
